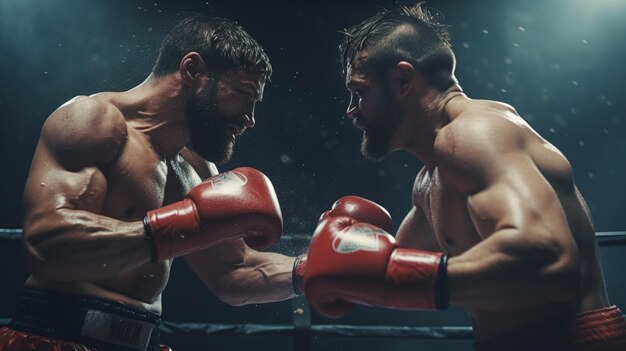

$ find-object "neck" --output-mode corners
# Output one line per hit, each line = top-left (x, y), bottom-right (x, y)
(116, 73), (191, 158)
(400, 83), (465, 169)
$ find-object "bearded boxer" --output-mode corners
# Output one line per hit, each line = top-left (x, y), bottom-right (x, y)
(303, 4), (626, 351)
(0, 15), (302, 351)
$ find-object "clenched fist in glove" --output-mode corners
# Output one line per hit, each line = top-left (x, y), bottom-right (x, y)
(292, 196), (394, 295)
(304, 216), (448, 318)
(320, 195), (393, 232)
(144, 167), (283, 261)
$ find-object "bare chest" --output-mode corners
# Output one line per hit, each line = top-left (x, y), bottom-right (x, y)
(101, 154), (167, 220)
(413, 168), (481, 254)
(94, 134), (203, 303)
(100, 137), (202, 221)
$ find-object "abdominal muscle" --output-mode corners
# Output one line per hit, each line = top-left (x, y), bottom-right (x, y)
(24, 258), (172, 315)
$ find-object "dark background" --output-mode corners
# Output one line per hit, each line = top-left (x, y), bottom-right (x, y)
(1, 0), (625, 350)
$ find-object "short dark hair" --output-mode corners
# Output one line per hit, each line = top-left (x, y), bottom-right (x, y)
(339, 3), (455, 91)
(152, 14), (272, 79)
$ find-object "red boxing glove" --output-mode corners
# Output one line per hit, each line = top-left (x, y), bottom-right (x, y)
(144, 167), (283, 261)
(304, 217), (448, 318)
(326, 196), (393, 233)
(298, 196), (392, 296)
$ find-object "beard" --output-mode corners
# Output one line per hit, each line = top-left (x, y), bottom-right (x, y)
(360, 88), (402, 160)
(186, 78), (235, 164)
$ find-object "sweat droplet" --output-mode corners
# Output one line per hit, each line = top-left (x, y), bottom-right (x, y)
(280, 154), (291, 164)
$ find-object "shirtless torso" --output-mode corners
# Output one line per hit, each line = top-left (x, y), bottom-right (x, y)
(396, 97), (609, 339)
(22, 93), (216, 314)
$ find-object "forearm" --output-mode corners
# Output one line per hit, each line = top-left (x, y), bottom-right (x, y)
(447, 228), (579, 311)
(24, 208), (152, 282)
(214, 251), (297, 306)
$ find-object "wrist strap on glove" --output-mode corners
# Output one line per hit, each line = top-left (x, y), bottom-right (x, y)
(142, 217), (158, 263)
(292, 254), (307, 296)
(435, 254), (449, 310)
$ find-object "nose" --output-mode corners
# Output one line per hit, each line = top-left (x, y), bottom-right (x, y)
(244, 104), (256, 128)
(346, 95), (359, 120)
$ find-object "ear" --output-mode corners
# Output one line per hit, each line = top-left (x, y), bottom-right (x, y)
(179, 52), (207, 87)
(390, 61), (420, 97)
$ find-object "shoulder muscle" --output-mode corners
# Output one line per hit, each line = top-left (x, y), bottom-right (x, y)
(41, 97), (128, 170)
(435, 113), (527, 193)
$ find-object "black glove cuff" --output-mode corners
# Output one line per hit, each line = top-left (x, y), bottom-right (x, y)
(292, 254), (306, 296)
(143, 216), (158, 263)
(434, 254), (450, 310)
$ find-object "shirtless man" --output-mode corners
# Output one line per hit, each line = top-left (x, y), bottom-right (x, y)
(0, 15), (301, 351)
(303, 4), (626, 350)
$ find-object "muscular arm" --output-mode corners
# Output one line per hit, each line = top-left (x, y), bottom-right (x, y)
(23, 97), (152, 283)
(185, 239), (296, 306)
(179, 151), (296, 305)
(438, 116), (579, 311)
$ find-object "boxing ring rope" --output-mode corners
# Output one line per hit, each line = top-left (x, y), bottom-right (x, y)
(1, 229), (625, 245)
(1, 229), (625, 349)
(0, 316), (474, 338)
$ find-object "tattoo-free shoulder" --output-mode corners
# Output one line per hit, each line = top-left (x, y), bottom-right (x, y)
(434, 104), (527, 192)
(41, 96), (128, 170)
(436, 101), (526, 159)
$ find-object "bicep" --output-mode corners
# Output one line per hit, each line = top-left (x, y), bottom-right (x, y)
(23, 99), (125, 232)
(396, 206), (440, 251)
(437, 117), (573, 244)
(448, 169), (580, 308)
(25, 102), (117, 213)
(23, 141), (109, 240)
(466, 154), (572, 245)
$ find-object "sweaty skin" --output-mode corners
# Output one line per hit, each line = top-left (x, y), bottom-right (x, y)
(395, 96), (608, 340)
(346, 56), (609, 341)
(22, 72), (296, 315)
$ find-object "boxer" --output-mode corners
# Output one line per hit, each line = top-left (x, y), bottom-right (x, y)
(303, 4), (626, 350)
(0, 15), (302, 351)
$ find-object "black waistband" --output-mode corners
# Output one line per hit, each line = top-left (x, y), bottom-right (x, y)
(8, 287), (162, 351)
